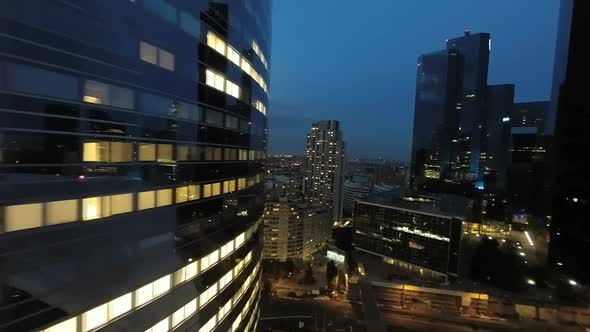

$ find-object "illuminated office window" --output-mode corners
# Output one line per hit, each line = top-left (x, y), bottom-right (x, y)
(140, 41), (158, 65)
(83, 80), (110, 105)
(84, 80), (133, 109)
(185, 260), (198, 279)
(219, 300), (232, 321)
(238, 178), (246, 190)
(158, 49), (175, 71)
(249, 150), (255, 160)
(110, 142), (133, 162)
(220, 240), (234, 258)
(255, 100), (267, 115)
(43, 317), (77, 332)
(156, 189), (172, 207)
(184, 298), (197, 317)
(199, 315), (216, 332)
(138, 191), (156, 210)
(153, 274), (171, 297)
(173, 267), (186, 286)
(82, 303), (108, 332)
(46, 199), (78, 225)
(176, 145), (188, 161)
(219, 270), (233, 289)
(213, 147), (222, 160)
(82, 142), (108, 162)
(236, 232), (245, 247)
(172, 306), (185, 328)
(135, 282), (154, 307)
(227, 46), (241, 66)
(223, 180), (236, 193)
(176, 186), (188, 203)
(188, 185), (200, 200)
(240, 58), (251, 74)
(199, 283), (218, 309)
(111, 193), (133, 215)
(206, 31), (226, 55)
(211, 182), (221, 196)
(140, 41), (175, 71)
(4, 203), (42, 232)
(205, 69), (225, 91)
(108, 293), (132, 319)
(203, 184), (212, 198)
(139, 143), (157, 161)
(225, 80), (240, 99)
(157, 144), (173, 162)
(82, 197), (110, 221)
(151, 317), (170, 332)
(239, 149), (248, 161)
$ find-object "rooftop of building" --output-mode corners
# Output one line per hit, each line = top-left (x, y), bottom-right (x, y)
(357, 190), (474, 219)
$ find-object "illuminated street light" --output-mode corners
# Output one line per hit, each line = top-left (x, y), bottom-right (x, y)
(519, 252), (526, 257)
(527, 279), (535, 285)
(569, 279), (577, 286)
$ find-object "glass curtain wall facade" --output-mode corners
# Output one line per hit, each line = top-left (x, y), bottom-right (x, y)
(0, 0), (270, 331)
(411, 50), (462, 191)
(446, 32), (490, 189)
(548, 0), (590, 284)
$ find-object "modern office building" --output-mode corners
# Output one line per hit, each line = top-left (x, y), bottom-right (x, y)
(507, 101), (548, 215)
(482, 84), (514, 193)
(410, 49), (463, 190)
(0, 1), (269, 331)
(445, 32), (491, 189)
(353, 192), (470, 282)
(342, 175), (372, 217)
(261, 200), (331, 262)
(304, 120), (345, 222)
(548, 0), (590, 284)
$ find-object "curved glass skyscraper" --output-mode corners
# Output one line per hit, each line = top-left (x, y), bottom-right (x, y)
(0, 0), (270, 331)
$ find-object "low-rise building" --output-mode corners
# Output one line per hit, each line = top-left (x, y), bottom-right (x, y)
(353, 191), (472, 282)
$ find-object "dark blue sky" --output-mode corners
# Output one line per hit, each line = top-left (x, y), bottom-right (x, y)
(268, 0), (559, 160)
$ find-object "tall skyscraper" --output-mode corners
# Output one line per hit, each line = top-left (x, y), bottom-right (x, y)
(411, 49), (463, 190)
(548, 0), (590, 284)
(0, 1), (269, 331)
(446, 32), (491, 188)
(482, 84), (514, 193)
(304, 120), (345, 222)
(507, 101), (549, 215)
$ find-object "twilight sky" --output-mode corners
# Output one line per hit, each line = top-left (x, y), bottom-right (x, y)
(267, 0), (559, 160)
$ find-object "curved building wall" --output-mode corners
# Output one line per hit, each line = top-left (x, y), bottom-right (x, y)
(0, 1), (270, 331)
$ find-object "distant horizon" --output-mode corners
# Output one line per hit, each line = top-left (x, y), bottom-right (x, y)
(269, 0), (559, 160)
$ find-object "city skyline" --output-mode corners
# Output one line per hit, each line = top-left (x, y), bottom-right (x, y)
(269, 0), (559, 160)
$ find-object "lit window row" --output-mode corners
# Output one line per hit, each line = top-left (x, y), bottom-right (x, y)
(206, 31), (268, 93)
(252, 40), (268, 70)
(140, 41), (175, 71)
(229, 271), (261, 332)
(2, 174), (264, 234)
(254, 100), (267, 115)
(144, 259), (260, 332)
(205, 68), (240, 98)
(82, 141), (264, 163)
(41, 223), (259, 332)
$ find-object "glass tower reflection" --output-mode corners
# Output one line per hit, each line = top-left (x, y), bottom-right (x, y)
(0, 0), (270, 331)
